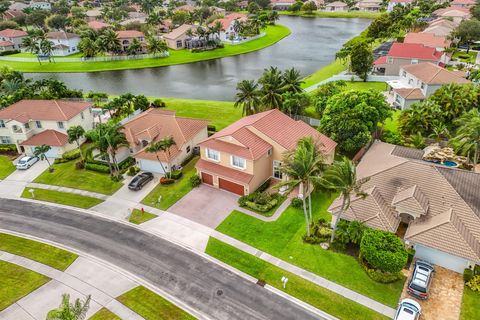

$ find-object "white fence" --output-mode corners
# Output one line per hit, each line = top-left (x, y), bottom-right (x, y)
(0, 52), (169, 63)
(305, 73), (400, 92)
(223, 32), (266, 46)
(294, 115), (321, 127)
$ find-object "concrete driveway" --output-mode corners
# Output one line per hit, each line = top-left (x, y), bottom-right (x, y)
(168, 185), (239, 228)
(0, 159), (50, 198)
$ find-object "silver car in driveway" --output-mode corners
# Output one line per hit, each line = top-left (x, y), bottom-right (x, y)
(16, 156), (39, 170)
(408, 260), (435, 299)
(394, 299), (421, 320)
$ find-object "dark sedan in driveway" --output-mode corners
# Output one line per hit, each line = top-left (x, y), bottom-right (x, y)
(128, 172), (154, 191)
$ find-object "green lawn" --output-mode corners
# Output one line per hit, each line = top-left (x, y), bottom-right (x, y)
(142, 157), (198, 210)
(89, 308), (121, 320)
(128, 208), (157, 224)
(118, 286), (196, 320)
(0, 155), (15, 180)
(460, 287), (480, 320)
(215, 192), (405, 307)
(21, 187), (104, 209)
(280, 11), (382, 19)
(344, 81), (387, 91)
(0, 233), (78, 271)
(0, 260), (50, 311)
(9, 52), (84, 59)
(383, 110), (401, 134)
(452, 50), (478, 64)
(206, 238), (388, 320)
(0, 25), (290, 73)
(34, 161), (123, 195)
(302, 59), (348, 88)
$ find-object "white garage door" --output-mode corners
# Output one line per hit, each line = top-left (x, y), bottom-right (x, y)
(138, 159), (166, 174)
(414, 244), (470, 273)
(44, 147), (59, 158)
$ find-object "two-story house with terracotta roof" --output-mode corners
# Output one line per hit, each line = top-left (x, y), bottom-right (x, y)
(117, 30), (147, 53)
(196, 109), (337, 196)
(0, 28), (27, 51)
(0, 100), (94, 158)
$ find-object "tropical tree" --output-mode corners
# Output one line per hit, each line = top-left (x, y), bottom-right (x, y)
(301, 1), (317, 13)
(67, 125), (85, 160)
(281, 68), (304, 94)
(78, 37), (98, 57)
(146, 36), (167, 55)
(317, 157), (368, 243)
(451, 109), (480, 167)
(234, 80), (261, 115)
(39, 37), (54, 62)
(46, 294), (91, 320)
(86, 123), (126, 175)
(127, 38), (142, 55)
(33, 144), (53, 171)
(145, 136), (176, 176)
(452, 19), (480, 53)
(98, 29), (121, 54)
(159, 136), (176, 177)
(105, 123), (128, 172)
(145, 140), (168, 174)
(281, 92), (310, 118)
(259, 66), (283, 110)
(349, 40), (374, 81)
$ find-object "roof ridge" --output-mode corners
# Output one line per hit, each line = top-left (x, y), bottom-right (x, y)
(54, 100), (68, 120)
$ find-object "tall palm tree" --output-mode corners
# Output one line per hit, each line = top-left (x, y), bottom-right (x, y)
(281, 68), (304, 94)
(259, 67), (283, 110)
(277, 137), (325, 236)
(451, 108), (480, 168)
(39, 38), (54, 62)
(86, 123), (116, 175)
(78, 37), (98, 58)
(33, 144), (53, 171)
(234, 80), (261, 116)
(105, 123), (128, 172)
(146, 36), (168, 55)
(99, 29), (121, 54)
(47, 294), (91, 320)
(159, 136), (176, 177)
(67, 125), (85, 160)
(145, 140), (168, 174)
(317, 157), (369, 243)
(22, 36), (42, 64)
(127, 38), (142, 55)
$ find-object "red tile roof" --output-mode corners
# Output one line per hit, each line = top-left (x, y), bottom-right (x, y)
(387, 43), (443, 60)
(451, 0), (475, 4)
(47, 31), (79, 40)
(0, 28), (27, 38)
(214, 13), (247, 31)
(20, 129), (69, 147)
(196, 158), (253, 183)
(404, 32), (451, 49)
(0, 100), (91, 123)
(374, 56), (387, 65)
(390, 0), (413, 3)
(88, 21), (110, 30)
(117, 30), (145, 38)
(0, 40), (15, 47)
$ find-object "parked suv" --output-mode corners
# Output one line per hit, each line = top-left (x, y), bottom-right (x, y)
(394, 299), (421, 320)
(128, 172), (154, 191)
(16, 156), (39, 170)
(407, 260), (435, 299)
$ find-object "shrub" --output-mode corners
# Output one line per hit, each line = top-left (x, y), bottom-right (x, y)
(256, 179), (271, 193)
(160, 177), (175, 185)
(169, 170), (183, 180)
(190, 175), (201, 188)
(360, 229), (408, 273)
(244, 198), (278, 212)
(0, 144), (17, 152)
(61, 148), (81, 161)
(0, 49), (20, 56)
(75, 160), (85, 170)
(466, 275), (480, 292)
(127, 166), (140, 176)
(85, 163), (110, 174)
(118, 157), (135, 170)
(181, 153), (195, 166)
(54, 158), (70, 164)
(111, 174), (123, 182)
(464, 268), (474, 283)
(151, 98), (166, 108)
(303, 219), (332, 244)
(407, 248), (416, 264)
(291, 197), (303, 208)
(207, 124), (216, 132)
(239, 191), (280, 213)
(381, 130), (405, 146)
(362, 263), (404, 283)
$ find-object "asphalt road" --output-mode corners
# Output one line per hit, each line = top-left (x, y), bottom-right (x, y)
(0, 199), (323, 320)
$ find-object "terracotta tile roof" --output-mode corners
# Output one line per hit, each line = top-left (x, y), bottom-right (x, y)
(401, 62), (470, 85)
(0, 100), (91, 123)
(213, 13), (248, 31)
(88, 21), (110, 30)
(0, 28), (27, 38)
(393, 88), (425, 100)
(163, 24), (195, 40)
(0, 40), (15, 47)
(200, 109), (336, 159)
(3, 10), (26, 19)
(387, 43), (443, 60)
(374, 56), (387, 65)
(433, 6), (471, 17)
(47, 31), (80, 40)
(326, 1), (348, 6)
(116, 30), (145, 39)
(390, 0), (413, 3)
(451, 0), (475, 5)
(20, 129), (69, 147)
(329, 140), (480, 263)
(404, 32), (451, 49)
(196, 158), (253, 183)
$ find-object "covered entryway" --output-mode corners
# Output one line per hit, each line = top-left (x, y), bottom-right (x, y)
(219, 178), (244, 196)
(201, 172), (213, 185)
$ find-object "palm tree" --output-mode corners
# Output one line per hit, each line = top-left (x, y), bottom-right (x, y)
(78, 37), (98, 58)
(159, 136), (176, 177)
(47, 294), (91, 320)
(39, 38), (54, 62)
(277, 137), (325, 236)
(22, 36), (42, 64)
(146, 36), (168, 55)
(259, 67), (283, 110)
(451, 109), (480, 168)
(67, 125), (85, 160)
(317, 157), (368, 243)
(281, 68), (304, 94)
(99, 29), (121, 54)
(234, 80), (261, 116)
(145, 140), (168, 174)
(105, 123), (128, 172)
(33, 144), (53, 171)
(146, 11), (163, 25)
(86, 123), (116, 175)
(127, 38), (142, 55)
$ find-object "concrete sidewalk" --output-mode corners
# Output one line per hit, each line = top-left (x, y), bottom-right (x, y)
(0, 251), (143, 320)
(26, 182), (109, 200)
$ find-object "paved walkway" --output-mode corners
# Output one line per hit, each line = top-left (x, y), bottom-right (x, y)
(0, 251), (143, 320)
(26, 182), (109, 200)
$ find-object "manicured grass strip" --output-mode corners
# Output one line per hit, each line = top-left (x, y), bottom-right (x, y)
(344, 81), (387, 91)
(21, 188), (104, 209)
(0, 155), (15, 180)
(89, 308), (121, 320)
(0, 25), (290, 73)
(0, 260), (50, 311)
(216, 192), (404, 307)
(206, 238), (388, 320)
(118, 286), (196, 320)
(34, 161), (123, 195)
(460, 287), (480, 320)
(280, 11), (382, 19)
(142, 157), (198, 210)
(452, 50), (478, 64)
(129, 209), (157, 225)
(0, 233), (78, 271)
(302, 59), (347, 88)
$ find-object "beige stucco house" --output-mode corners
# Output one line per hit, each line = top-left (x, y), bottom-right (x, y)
(196, 109), (337, 196)
(0, 100), (94, 158)
(163, 24), (196, 50)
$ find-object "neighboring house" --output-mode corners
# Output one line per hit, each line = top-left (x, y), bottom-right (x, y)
(432, 6), (471, 23)
(451, 0), (475, 8)
(88, 21), (110, 31)
(196, 109), (337, 196)
(121, 109), (208, 173)
(29, 1), (51, 10)
(174, 4), (196, 12)
(0, 100), (94, 157)
(328, 140), (480, 273)
(387, 0), (413, 11)
(2, 9), (26, 21)
(356, 0), (382, 11)
(403, 32), (451, 51)
(163, 24), (196, 50)
(422, 18), (459, 37)
(86, 9), (102, 22)
(116, 30), (146, 53)
(324, 1), (349, 11)
(385, 62), (470, 109)
(46, 32), (80, 56)
(0, 29), (28, 50)
(373, 43), (445, 76)
(211, 6), (226, 15)
(9, 2), (28, 11)
(215, 13), (248, 41)
(270, 0), (296, 10)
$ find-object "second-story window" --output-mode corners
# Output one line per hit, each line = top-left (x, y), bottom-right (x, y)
(206, 148), (220, 161)
(36, 121), (42, 128)
(57, 121), (64, 129)
(0, 120), (5, 128)
(231, 155), (246, 169)
(81, 112), (84, 120)
(24, 123), (30, 129)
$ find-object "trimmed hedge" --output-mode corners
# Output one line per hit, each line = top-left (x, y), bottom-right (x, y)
(118, 157), (135, 170)
(238, 192), (281, 213)
(361, 260), (404, 283)
(0, 144), (17, 152)
(245, 198), (278, 212)
(169, 170), (183, 180)
(62, 148), (81, 161)
(85, 163), (110, 174)
(360, 229), (408, 273)
(464, 268), (474, 283)
(190, 175), (201, 188)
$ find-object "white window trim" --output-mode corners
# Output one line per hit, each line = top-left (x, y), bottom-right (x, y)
(230, 155), (246, 170)
(206, 148), (220, 162)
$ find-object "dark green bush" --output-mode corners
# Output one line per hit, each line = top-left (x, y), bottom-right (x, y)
(362, 263), (404, 283)
(111, 174), (123, 182)
(291, 197), (303, 208)
(150, 98), (166, 108)
(169, 170), (183, 180)
(85, 163), (110, 173)
(181, 153), (195, 166)
(118, 157), (135, 170)
(360, 229), (408, 273)
(207, 124), (216, 132)
(238, 191), (281, 213)
(256, 179), (271, 193)
(464, 268), (474, 282)
(0, 50), (20, 56)
(75, 160), (85, 170)
(407, 248), (416, 264)
(190, 175), (201, 188)
(0, 144), (17, 152)
(62, 148), (81, 161)
(127, 166), (140, 176)
(303, 220), (332, 244)
(381, 130), (405, 146)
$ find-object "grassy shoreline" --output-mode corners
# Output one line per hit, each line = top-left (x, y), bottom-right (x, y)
(280, 11), (381, 19)
(0, 25), (290, 73)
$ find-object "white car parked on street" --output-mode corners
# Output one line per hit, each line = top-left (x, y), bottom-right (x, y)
(16, 156), (39, 170)
(394, 298), (421, 320)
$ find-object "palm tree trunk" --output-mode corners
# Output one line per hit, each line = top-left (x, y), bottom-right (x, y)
(155, 153), (167, 175)
(76, 140), (84, 160)
(303, 195), (310, 237)
(308, 183), (313, 223)
(330, 197), (346, 243)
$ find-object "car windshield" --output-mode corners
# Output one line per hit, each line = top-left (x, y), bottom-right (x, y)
(409, 282), (426, 293)
(18, 160), (26, 164)
(131, 177), (140, 183)
(403, 308), (414, 315)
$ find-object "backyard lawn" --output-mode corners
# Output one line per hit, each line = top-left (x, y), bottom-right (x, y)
(21, 187), (104, 209)
(0, 260), (50, 311)
(452, 50), (478, 64)
(0, 155), (15, 180)
(206, 238), (388, 320)
(142, 157), (198, 210)
(89, 308), (121, 320)
(302, 59), (347, 88)
(215, 192), (405, 307)
(0, 233), (78, 271)
(118, 286), (196, 320)
(460, 287), (480, 320)
(128, 208), (157, 224)
(383, 109), (401, 134)
(34, 161), (123, 195)
(344, 81), (387, 91)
